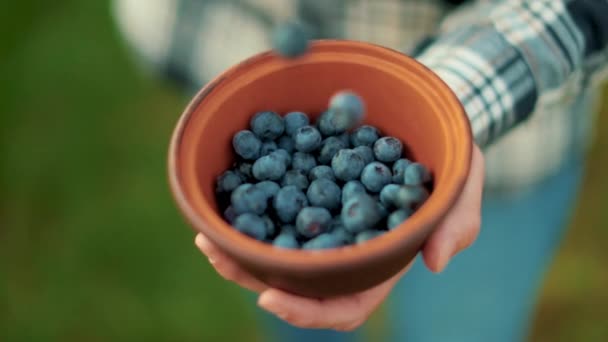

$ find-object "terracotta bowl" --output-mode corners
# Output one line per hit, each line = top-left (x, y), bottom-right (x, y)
(168, 40), (472, 298)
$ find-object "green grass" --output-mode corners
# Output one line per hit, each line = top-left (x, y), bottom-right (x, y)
(1, 1), (606, 341)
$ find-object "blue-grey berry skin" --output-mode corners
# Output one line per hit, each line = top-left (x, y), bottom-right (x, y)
(250, 111), (284, 140)
(273, 186), (309, 223)
(281, 224), (297, 236)
(233, 213), (267, 241)
(394, 185), (430, 210)
(387, 209), (412, 230)
(296, 207), (332, 238)
(350, 125), (379, 147)
(273, 233), (299, 249)
(403, 162), (432, 186)
(318, 136), (348, 164)
(231, 184), (268, 215)
(306, 179), (341, 211)
(342, 180), (367, 204)
(277, 135), (296, 153)
(332, 228), (354, 245)
(361, 162), (393, 193)
(302, 233), (343, 250)
(308, 165), (336, 182)
(292, 152), (317, 173)
(377, 201), (389, 218)
(337, 132), (351, 147)
(294, 125), (322, 152)
(271, 149), (291, 166)
(379, 184), (401, 208)
(237, 163), (253, 180)
(281, 170), (309, 191)
(256, 181), (280, 199)
(284, 112), (310, 136)
(232, 130), (262, 160)
(373, 137), (403, 162)
(261, 214), (276, 236)
(317, 110), (342, 136)
(392, 159), (412, 184)
(341, 194), (383, 234)
(272, 21), (310, 58)
(331, 149), (365, 181)
(252, 154), (286, 181)
(355, 230), (385, 244)
(223, 206), (237, 223)
(329, 91), (365, 130)
(353, 146), (374, 165)
(260, 140), (278, 156)
(216, 170), (242, 193)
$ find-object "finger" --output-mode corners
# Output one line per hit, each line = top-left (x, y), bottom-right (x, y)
(258, 263), (412, 331)
(423, 145), (485, 273)
(195, 233), (267, 293)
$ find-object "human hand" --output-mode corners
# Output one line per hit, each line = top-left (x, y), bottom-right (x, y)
(195, 145), (484, 331)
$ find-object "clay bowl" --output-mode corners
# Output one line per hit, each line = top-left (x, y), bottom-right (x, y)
(168, 40), (472, 298)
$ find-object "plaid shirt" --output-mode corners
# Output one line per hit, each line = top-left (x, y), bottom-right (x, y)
(113, 0), (608, 193)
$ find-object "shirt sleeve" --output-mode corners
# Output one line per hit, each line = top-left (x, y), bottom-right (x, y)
(415, 0), (608, 148)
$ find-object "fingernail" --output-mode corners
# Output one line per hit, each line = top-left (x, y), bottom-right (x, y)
(208, 257), (216, 264)
(435, 248), (451, 273)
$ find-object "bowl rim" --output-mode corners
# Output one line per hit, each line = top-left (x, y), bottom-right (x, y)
(167, 39), (473, 272)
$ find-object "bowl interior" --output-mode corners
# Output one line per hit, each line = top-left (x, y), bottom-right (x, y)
(171, 41), (471, 270)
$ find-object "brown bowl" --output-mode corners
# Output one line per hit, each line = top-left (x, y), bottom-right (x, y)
(168, 40), (472, 298)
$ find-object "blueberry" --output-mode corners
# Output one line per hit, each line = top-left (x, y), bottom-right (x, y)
(233, 213), (267, 240)
(237, 162), (253, 180)
(252, 154), (286, 181)
(318, 136), (347, 164)
(292, 152), (317, 173)
(361, 162), (392, 193)
(377, 200), (389, 218)
(350, 125), (379, 147)
(256, 180), (280, 199)
(317, 110), (343, 136)
(353, 146), (374, 165)
(223, 206), (237, 223)
(341, 194), (383, 234)
(231, 184), (268, 215)
(270, 149), (291, 166)
(394, 185), (430, 210)
(331, 228), (354, 245)
(331, 149), (365, 181)
(373, 137), (403, 162)
(281, 224), (297, 236)
(233, 130), (262, 160)
(337, 132), (351, 147)
(273, 186), (309, 223)
(294, 125), (322, 152)
(342, 180), (367, 204)
(284, 111), (310, 136)
(404, 162), (432, 186)
(281, 170), (309, 191)
(296, 207), (332, 238)
(379, 184), (401, 208)
(273, 233), (299, 249)
(308, 165), (336, 182)
(262, 214), (277, 236)
(392, 159), (412, 184)
(302, 233), (342, 250)
(216, 170), (242, 193)
(306, 179), (341, 211)
(251, 111), (284, 140)
(277, 135), (296, 153)
(329, 91), (365, 130)
(260, 140), (278, 156)
(272, 21), (310, 58)
(355, 230), (385, 244)
(387, 209), (412, 230)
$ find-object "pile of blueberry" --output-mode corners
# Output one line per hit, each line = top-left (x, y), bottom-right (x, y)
(215, 92), (433, 250)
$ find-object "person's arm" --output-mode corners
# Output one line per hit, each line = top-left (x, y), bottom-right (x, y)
(417, 0), (608, 148)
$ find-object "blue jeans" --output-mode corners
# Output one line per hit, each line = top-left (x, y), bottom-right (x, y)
(256, 157), (585, 342)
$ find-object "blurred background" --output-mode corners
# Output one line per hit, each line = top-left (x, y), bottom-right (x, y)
(1, 1), (606, 341)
